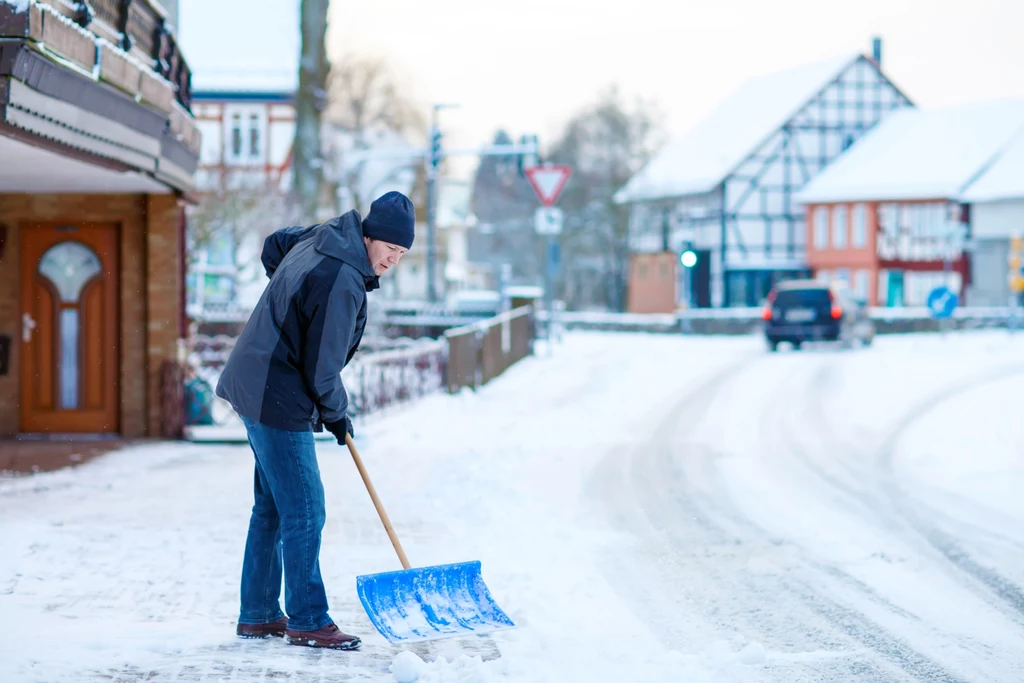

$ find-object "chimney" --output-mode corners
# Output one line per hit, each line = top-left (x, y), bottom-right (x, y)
(871, 37), (882, 66)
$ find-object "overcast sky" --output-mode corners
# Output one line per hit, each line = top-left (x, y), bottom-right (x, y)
(328, 0), (1024, 178)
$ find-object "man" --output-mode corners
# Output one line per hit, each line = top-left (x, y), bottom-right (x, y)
(216, 191), (414, 650)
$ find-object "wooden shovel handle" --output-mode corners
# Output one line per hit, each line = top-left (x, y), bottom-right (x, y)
(345, 433), (412, 570)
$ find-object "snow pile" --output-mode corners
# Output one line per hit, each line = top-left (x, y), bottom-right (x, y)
(391, 650), (426, 682)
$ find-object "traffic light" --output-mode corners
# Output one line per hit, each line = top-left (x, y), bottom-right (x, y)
(429, 126), (443, 169)
(518, 134), (540, 176)
(680, 244), (697, 268)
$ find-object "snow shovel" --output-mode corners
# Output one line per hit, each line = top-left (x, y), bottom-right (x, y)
(345, 434), (515, 644)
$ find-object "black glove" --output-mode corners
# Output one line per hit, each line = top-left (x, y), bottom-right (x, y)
(324, 416), (354, 445)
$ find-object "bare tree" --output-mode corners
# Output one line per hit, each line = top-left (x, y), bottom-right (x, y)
(293, 0), (331, 217)
(327, 52), (425, 136)
(548, 86), (666, 310)
(186, 182), (295, 318)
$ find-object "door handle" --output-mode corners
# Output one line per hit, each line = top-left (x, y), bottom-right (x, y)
(22, 313), (36, 343)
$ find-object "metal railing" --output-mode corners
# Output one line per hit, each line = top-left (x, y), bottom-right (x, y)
(175, 307), (536, 436)
(341, 342), (446, 417)
(443, 306), (534, 392)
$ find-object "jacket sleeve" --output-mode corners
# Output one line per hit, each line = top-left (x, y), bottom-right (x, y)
(301, 270), (360, 424)
(262, 225), (317, 278)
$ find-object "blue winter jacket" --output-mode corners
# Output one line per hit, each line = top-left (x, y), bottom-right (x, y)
(216, 210), (379, 431)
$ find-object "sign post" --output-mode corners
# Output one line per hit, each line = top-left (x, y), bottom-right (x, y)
(524, 164), (572, 352)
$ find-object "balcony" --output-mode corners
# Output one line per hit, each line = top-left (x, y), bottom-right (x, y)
(0, 0), (200, 193)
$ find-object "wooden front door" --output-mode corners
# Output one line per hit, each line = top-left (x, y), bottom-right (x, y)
(20, 223), (120, 433)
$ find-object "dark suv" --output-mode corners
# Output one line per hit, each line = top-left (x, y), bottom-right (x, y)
(762, 280), (874, 351)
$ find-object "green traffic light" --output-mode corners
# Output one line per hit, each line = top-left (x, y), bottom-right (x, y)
(680, 251), (697, 268)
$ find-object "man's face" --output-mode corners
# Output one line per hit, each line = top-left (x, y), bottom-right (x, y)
(364, 237), (408, 276)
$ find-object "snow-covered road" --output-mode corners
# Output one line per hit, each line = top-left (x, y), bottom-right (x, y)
(3, 331), (1024, 682)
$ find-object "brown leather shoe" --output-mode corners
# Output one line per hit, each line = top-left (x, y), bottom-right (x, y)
(285, 623), (362, 650)
(236, 617), (288, 639)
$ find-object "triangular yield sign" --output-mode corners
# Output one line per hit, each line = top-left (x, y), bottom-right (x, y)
(524, 165), (572, 206)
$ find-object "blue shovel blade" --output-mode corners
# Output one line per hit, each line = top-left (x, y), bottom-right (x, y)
(356, 560), (515, 644)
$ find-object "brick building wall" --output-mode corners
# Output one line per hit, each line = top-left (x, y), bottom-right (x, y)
(145, 194), (183, 437)
(805, 202), (880, 304)
(0, 193), (183, 438)
(627, 252), (679, 314)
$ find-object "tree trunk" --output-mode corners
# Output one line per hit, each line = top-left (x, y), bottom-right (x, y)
(292, 0), (331, 218)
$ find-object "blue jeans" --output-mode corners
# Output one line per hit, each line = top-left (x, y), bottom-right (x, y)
(238, 415), (332, 631)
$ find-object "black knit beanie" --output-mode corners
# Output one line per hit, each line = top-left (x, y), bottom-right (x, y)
(362, 191), (415, 249)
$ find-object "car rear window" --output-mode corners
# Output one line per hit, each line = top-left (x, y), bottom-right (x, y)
(774, 289), (831, 306)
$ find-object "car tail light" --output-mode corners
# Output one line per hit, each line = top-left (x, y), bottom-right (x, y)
(762, 289), (777, 321)
(827, 289), (842, 319)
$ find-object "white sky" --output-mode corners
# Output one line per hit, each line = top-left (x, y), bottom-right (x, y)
(328, 0), (1024, 179)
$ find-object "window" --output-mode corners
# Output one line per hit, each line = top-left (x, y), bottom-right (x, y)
(854, 269), (869, 300)
(833, 205), (848, 249)
(249, 113), (261, 157)
(230, 113), (242, 157)
(814, 206), (829, 249)
(853, 203), (867, 248)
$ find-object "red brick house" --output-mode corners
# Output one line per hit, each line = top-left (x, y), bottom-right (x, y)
(799, 99), (1024, 306)
(0, 0), (199, 439)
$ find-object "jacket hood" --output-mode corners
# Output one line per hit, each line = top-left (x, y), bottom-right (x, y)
(261, 211), (378, 289)
(314, 210), (377, 282)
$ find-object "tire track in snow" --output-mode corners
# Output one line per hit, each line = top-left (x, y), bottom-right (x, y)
(876, 363), (1024, 622)
(591, 352), (966, 683)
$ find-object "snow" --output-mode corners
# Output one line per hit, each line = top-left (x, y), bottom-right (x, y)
(962, 127), (1024, 202)
(178, 0), (299, 93)
(614, 54), (858, 203)
(5, 330), (1024, 681)
(1, 0), (29, 13)
(797, 99), (1024, 204)
(391, 650), (426, 681)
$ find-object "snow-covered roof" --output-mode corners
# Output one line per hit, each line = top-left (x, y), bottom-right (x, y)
(797, 99), (1024, 204)
(614, 54), (859, 204)
(961, 128), (1024, 203)
(178, 0), (298, 94)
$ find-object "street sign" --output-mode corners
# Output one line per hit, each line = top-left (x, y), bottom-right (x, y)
(926, 286), (958, 320)
(524, 165), (572, 206)
(534, 207), (563, 235)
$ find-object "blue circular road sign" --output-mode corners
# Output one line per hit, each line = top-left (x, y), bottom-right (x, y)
(926, 286), (958, 320)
